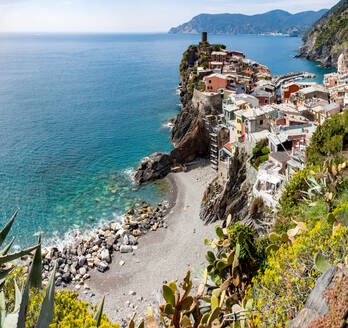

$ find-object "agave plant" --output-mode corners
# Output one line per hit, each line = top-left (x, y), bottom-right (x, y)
(0, 210), (106, 328)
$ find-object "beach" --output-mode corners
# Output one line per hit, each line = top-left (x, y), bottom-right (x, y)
(79, 161), (217, 323)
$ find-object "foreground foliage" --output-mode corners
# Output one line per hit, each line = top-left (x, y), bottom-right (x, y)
(0, 212), (115, 328)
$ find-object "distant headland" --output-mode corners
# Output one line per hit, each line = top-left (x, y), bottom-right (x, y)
(169, 9), (328, 37)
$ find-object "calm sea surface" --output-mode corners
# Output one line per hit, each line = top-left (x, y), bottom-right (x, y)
(0, 33), (334, 247)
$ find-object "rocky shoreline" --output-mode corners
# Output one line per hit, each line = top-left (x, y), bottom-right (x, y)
(22, 197), (174, 291)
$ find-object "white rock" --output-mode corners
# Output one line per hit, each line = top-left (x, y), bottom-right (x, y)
(101, 249), (111, 263)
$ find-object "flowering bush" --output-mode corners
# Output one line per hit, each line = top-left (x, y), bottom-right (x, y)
(3, 270), (118, 328)
(25, 290), (119, 328)
(279, 166), (318, 215)
(247, 218), (347, 327)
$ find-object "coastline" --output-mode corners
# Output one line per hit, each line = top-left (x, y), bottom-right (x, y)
(78, 160), (217, 323)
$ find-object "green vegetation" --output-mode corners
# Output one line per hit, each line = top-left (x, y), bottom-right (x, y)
(306, 109), (348, 165)
(250, 139), (270, 168)
(314, 5), (348, 50)
(211, 44), (226, 51)
(0, 211), (117, 328)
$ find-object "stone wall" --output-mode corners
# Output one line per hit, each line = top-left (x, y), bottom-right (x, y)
(192, 89), (223, 114)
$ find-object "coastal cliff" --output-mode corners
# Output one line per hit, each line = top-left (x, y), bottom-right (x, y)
(135, 43), (216, 184)
(200, 148), (250, 224)
(298, 0), (348, 68)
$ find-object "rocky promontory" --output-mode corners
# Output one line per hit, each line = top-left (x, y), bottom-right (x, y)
(298, 0), (348, 68)
(135, 43), (216, 184)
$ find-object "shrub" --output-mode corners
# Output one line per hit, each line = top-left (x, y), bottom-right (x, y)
(228, 222), (257, 266)
(279, 166), (318, 215)
(247, 219), (348, 327)
(26, 290), (119, 328)
(306, 109), (348, 165)
(261, 146), (270, 155)
(249, 197), (264, 218)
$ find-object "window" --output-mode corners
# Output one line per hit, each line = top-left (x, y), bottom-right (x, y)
(208, 80), (212, 84)
(260, 119), (263, 125)
(237, 119), (241, 123)
(265, 99), (268, 104)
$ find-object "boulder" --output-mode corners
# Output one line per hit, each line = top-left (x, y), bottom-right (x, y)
(134, 152), (172, 185)
(287, 265), (338, 328)
(120, 245), (133, 253)
(101, 249), (111, 263)
(97, 261), (109, 273)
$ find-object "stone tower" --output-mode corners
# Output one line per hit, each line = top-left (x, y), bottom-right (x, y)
(202, 32), (208, 43)
(338, 53), (348, 74)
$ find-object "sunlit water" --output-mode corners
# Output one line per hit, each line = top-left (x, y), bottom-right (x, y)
(0, 33), (334, 247)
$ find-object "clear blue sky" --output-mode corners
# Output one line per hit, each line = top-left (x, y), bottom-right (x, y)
(0, 0), (339, 33)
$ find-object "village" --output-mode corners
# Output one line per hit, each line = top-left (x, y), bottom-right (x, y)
(179, 33), (348, 208)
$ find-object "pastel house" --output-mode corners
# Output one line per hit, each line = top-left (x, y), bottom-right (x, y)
(204, 73), (228, 92)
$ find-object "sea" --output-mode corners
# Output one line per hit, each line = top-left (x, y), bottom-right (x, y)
(0, 33), (335, 248)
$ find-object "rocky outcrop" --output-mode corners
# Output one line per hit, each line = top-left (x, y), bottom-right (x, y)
(135, 44), (214, 185)
(134, 115), (210, 185)
(298, 0), (348, 68)
(170, 114), (210, 163)
(287, 265), (338, 328)
(200, 149), (250, 224)
(171, 105), (199, 146)
(134, 153), (172, 185)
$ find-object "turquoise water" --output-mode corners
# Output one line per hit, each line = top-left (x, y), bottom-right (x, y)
(0, 33), (333, 247)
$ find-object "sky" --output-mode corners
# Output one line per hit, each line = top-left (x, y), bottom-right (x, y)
(0, 0), (339, 33)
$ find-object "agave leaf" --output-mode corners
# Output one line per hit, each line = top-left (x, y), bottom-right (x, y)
(0, 243), (40, 265)
(93, 296), (105, 327)
(17, 272), (31, 328)
(29, 237), (42, 289)
(0, 237), (15, 256)
(0, 268), (13, 291)
(34, 263), (57, 328)
(13, 281), (22, 313)
(0, 291), (5, 327)
(0, 210), (18, 248)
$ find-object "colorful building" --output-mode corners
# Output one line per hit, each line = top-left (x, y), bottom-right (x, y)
(204, 73), (228, 92)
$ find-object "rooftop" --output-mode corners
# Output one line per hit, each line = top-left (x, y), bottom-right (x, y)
(269, 151), (291, 163)
(299, 85), (329, 95)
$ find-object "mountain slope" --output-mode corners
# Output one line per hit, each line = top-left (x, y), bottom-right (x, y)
(298, 0), (348, 68)
(169, 9), (327, 36)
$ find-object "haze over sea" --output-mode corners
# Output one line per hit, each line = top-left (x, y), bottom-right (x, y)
(0, 33), (333, 247)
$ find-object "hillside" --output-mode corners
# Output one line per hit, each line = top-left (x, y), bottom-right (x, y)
(169, 9), (327, 36)
(298, 0), (348, 68)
